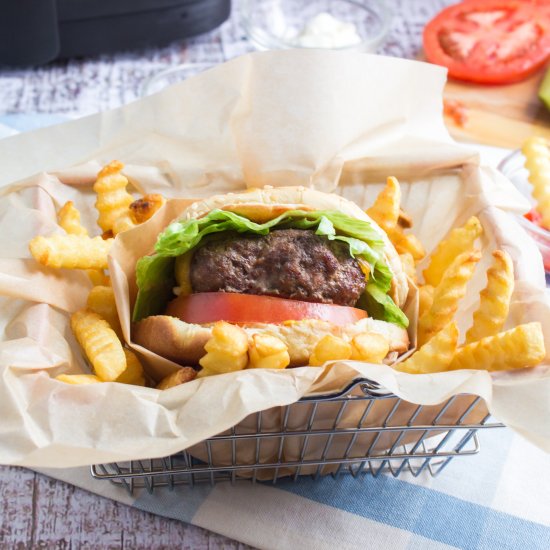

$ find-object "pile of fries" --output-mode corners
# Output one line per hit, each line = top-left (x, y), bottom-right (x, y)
(29, 162), (546, 392)
(368, 177), (545, 375)
(28, 161), (185, 389)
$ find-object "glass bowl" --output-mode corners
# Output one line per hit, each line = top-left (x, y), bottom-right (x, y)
(498, 149), (550, 273)
(240, 0), (392, 52)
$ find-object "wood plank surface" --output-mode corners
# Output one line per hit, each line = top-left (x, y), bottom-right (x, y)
(0, 465), (255, 549)
(443, 70), (550, 148)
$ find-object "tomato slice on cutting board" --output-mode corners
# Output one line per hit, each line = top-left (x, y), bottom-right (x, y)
(165, 292), (367, 326)
(423, 0), (550, 84)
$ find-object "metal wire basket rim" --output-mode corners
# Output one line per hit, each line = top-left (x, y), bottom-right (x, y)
(88, 420), (502, 478)
(192, 421), (503, 439)
(301, 377), (500, 410)
(90, 435), (481, 480)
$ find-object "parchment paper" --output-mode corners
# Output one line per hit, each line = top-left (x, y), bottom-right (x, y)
(0, 51), (548, 469)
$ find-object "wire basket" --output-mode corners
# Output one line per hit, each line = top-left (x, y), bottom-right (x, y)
(91, 379), (504, 495)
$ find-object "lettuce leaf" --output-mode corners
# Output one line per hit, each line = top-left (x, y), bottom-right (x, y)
(134, 255), (175, 324)
(133, 209), (408, 328)
(364, 281), (409, 328)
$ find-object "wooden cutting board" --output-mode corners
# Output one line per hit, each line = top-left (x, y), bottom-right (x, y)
(441, 67), (550, 148)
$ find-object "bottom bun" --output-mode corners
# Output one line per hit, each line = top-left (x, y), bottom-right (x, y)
(133, 316), (410, 367)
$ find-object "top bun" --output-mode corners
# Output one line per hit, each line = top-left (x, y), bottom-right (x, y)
(178, 186), (409, 307)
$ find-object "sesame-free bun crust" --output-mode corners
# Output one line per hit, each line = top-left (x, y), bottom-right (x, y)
(133, 316), (212, 365)
(133, 315), (410, 368)
(180, 186), (408, 306)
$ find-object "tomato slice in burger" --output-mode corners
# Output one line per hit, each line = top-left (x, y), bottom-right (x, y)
(165, 292), (367, 326)
(423, 0), (550, 84)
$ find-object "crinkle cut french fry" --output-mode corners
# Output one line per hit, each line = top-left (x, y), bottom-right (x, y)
(116, 349), (146, 386)
(57, 201), (107, 283)
(395, 323), (458, 374)
(86, 285), (123, 339)
(29, 234), (113, 270)
(465, 250), (514, 344)
(450, 322), (545, 372)
(418, 284), (434, 319)
(423, 216), (483, 287)
(398, 209), (413, 229)
(418, 251), (480, 346)
(399, 252), (417, 283)
(93, 160), (134, 233)
(71, 309), (126, 381)
(522, 136), (550, 229)
(309, 335), (352, 366)
(87, 269), (110, 287)
(130, 194), (166, 224)
(57, 201), (88, 236)
(248, 334), (290, 369)
(350, 333), (389, 364)
(366, 176), (424, 262)
(366, 176), (401, 231)
(199, 321), (248, 374)
(157, 367), (197, 389)
(56, 374), (102, 384)
(388, 227), (426, 262)
(112, 211), (137, 235)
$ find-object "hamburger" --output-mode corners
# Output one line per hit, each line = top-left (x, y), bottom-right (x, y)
(132, 187), (410, 367)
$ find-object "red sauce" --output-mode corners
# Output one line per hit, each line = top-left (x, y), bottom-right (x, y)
(524, 209), (550, 271)
(525, 208), (543, 225)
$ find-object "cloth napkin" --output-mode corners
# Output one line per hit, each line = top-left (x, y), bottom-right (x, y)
(1, 115), (549, 550)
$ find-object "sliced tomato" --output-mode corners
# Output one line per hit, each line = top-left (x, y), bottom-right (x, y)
(423, 0), (550, 84)
(165, 292), (367, 326)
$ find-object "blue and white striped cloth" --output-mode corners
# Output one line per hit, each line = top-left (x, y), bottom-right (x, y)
(3, 115), (549, 550)
(39, 427), (550, 550)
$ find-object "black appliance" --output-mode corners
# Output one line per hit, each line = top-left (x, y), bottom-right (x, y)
(0, 0), (231, 66)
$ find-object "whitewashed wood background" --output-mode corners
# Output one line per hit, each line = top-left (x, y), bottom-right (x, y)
(0, 1), (454, 548)
(0, 0), (452, 115)
(1, 466), (253, 548)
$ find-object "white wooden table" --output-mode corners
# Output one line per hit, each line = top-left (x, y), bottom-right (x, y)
(0, 1), (452, 547)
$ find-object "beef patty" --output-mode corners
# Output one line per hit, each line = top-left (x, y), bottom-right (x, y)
(190, 229), (365, 306)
